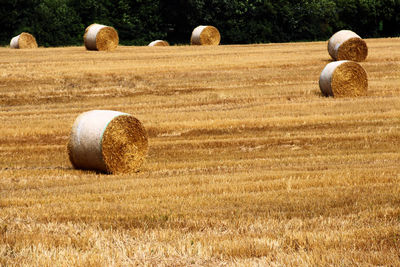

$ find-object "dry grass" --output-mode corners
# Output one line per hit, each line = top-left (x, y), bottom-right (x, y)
(1, 38), (400, 266)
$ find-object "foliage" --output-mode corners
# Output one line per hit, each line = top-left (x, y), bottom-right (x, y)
(0, 0), (399, 46)
(33, 0), (83, 46)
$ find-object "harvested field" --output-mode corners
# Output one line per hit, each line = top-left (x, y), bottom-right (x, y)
(0, 38), (400, 266)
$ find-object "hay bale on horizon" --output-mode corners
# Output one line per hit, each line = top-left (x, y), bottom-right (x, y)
(84, 24), (119, 51)
(148, 40), (169, 46)
(191, 25), (220, 46)
(319, 60), (368, 97)
(68, 110), (148, 174)
(10, 32), (38, 49)
(328, 30), (368, 62)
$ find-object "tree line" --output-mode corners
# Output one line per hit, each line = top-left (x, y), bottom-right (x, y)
(1, 0), (399, 47)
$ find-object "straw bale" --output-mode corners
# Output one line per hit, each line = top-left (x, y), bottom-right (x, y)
(191, 25), (220, 45)
(10, 32), (38, 49)
(68, 110), (148, 174)
(84, 24), (119, 51)
(148, 40), (170, 46)
(328, 30), (368, 61)
(319, 60), (368, 97)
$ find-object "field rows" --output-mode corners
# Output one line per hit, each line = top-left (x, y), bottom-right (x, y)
(0, 38), (400, 265)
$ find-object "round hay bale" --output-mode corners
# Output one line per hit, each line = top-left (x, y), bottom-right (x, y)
(10, 32), (38, 49)
(319, 60), (368, 97)
(148, 40), (169, 46)
(83, 24), (119, 51)
(191, 25), (221, 46)
(328, 30), (368, 62)
(68, 110), (148, 174)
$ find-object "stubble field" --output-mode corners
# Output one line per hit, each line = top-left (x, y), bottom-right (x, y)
(0, 38), (400, 266)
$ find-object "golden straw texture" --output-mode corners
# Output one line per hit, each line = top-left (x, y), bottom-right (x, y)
(319, 60), (368, 97)
(10, 32), (38, 49)
(84, 24), (119, 51)
(191, 26), (221, 45)
(102, 115), (148, 174)
(67, 110), (148, 174)
(328, 30), (368, 61)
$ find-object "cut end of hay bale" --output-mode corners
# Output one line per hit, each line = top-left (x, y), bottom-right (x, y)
(337, 37), (368, 62)
(328, 30), (368, 62)
(101, 115), (148, 174)
(319, 61), (368, 98)
(148, 40), (169, 46)
(67, 110), (148, 174)
(84, 24), (119, 51)
(191, 25), (221, 46)
(96, 27), (119, 51)
(10, 32), (38, 49)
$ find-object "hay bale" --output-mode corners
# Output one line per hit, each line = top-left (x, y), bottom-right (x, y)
(191, 25), (220, 45)
(83, 24), (119, 51)
(68, 110), (148, 174)
(319, 60), (368, 97)
(328, 30), (368, 62)
(10, 32), (38, 49)
(148, 40), (169, 46)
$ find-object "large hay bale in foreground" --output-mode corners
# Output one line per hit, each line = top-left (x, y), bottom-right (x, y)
(10, 32), (38, 49)
(148, 40), (169, 46)
(68, 110), (148, 174)
(328, 30), (368, 62)
(191, 25), (221, 45)
(84, 24), (119, 51)
(319, 60), (368, 97)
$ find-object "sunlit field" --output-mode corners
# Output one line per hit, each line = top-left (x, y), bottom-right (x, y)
(1, 38), (399, 266)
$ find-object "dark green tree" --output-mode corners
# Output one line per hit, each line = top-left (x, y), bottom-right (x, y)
(1, 0), (399, 46)
(34, 0), (83, 46)
(0, 0), (39, 45)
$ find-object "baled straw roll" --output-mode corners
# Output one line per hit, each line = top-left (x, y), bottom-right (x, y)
(191, 25), (221, 45)
(328, 30), (368, 62)
(10, 32), (38, 49)
(68, 110), (148, 174)
(148, 40), (169, 46)
(319, 60), (368, 97)
(84, 24), (119, 51)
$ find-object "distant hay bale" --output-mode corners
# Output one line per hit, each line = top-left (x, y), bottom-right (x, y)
(10, 32), (38, 49)
(83, 24), (119, 51)
(68, 110), (148, 174)
(148, 40), (169, 46)
(191, 25), (221, 46)
(328, 30), (368, 62)
(319, 60), (368, 97)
